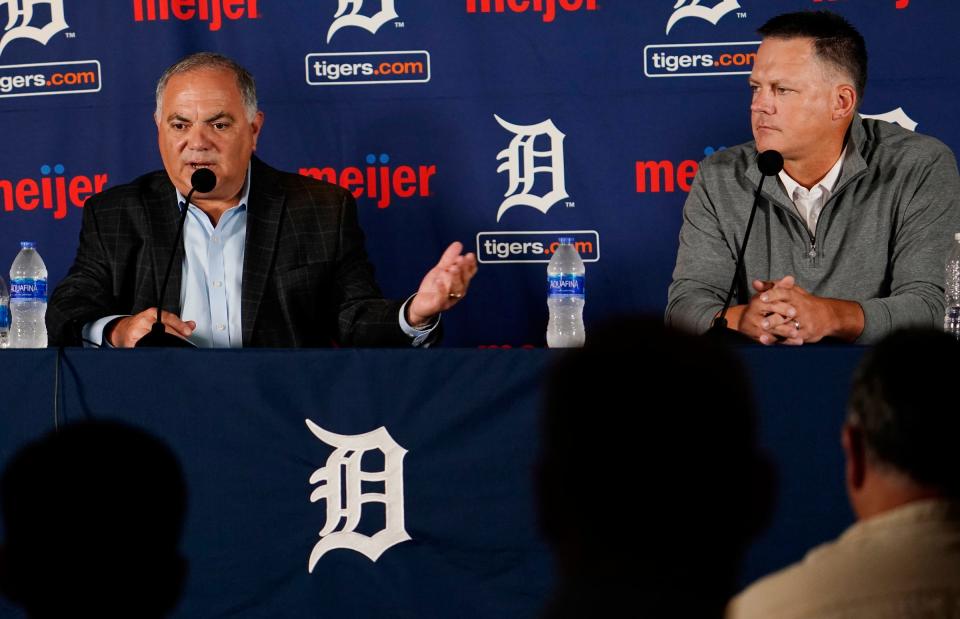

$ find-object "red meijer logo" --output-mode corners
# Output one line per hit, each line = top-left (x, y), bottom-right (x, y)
(813, 0), (908, 8)
(133, 0), (259, 31)
(299, 154), (437, 209)
(1, 165), (108, 220)
(635, 147), (725, 193)
(635, 159), (699, 193)
(466, 0), (597, 23)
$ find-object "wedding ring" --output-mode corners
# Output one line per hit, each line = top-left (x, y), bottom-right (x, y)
(794, 320), (801, 330)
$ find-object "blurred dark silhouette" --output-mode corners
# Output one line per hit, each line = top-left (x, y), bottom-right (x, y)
(537, 317), (774, 618)
(0, 420), (187, 618)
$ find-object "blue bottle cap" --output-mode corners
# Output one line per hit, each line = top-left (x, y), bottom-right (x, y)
(558, 237), (574, 244)
(20, 241), (35, 249)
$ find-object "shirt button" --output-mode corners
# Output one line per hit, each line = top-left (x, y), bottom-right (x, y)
(213, 280), (223, 288)
(212, 236), (220, 243)
(216, 324), (226, 331)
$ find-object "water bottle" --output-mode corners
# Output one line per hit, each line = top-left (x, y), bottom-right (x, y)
(0, 274), (9, 349)
(9, 241), (48, 348)
(945, 232), (960, 339)
(547, 237), (585, 348)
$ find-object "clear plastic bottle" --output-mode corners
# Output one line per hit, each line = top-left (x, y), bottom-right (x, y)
(546, 237), (585, 348)
(9, 241), (48, 348)
(945, 232), (960, 339)
(0, 274), (9, 349)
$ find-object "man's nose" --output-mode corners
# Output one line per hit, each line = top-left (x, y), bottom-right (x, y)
(751, 89), (774, 114)
(186, 124), (213, 150)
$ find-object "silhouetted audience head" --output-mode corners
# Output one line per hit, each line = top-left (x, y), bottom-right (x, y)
(537, 318), (774, 618)
(0, 420), (187, 619)
(844, 329), (960, 516)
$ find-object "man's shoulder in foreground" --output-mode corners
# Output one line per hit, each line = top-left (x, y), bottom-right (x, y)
(727, 500), (960, 619)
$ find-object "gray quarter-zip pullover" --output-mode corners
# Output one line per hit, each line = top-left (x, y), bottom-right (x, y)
(666, 116), (960, 343)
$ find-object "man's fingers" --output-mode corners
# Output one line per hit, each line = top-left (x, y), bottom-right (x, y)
(159, 310), (194, 337)
(409, 244), (477, 323)
(115, 308), (159, 347)
(757, 333), (777, 346)
(438, 241), (464, 266)
(758, 286), (796, 304)
(758, 303), (796, 325)
(461, 253), (478, 279)
(770, 322), (802, 340)
(754, 275), (796, 294)
(432, 244), (477, 288)
(436, 257), (476, 295)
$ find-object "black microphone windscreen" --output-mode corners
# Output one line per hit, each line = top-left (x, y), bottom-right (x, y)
(190, 167), (217, 193)
(757, 150), (784, 176)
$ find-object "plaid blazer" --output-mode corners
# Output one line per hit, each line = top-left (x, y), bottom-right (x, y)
(47, 157), (420, 347)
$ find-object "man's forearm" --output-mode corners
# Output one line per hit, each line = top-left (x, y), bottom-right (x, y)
(823, 298), (865, 342)
(722, 305), (746, 331)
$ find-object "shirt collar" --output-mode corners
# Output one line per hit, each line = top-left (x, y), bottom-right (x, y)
(176, 161), (252, 211)
(841, 498), (960, 542)
(779, 143), (848, 199)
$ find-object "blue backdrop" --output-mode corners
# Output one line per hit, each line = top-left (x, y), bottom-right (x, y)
(0, 0), (951, 346)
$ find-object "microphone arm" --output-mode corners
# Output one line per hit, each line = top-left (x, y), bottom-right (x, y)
(154, 185), (198, 327)
(711, 176), (769, 331)
(136, 168), (216, 348)
(710, 150), (784, 333)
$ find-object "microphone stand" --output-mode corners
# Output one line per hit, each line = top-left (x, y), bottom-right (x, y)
(708, 151), (784, 338)
(136, 169), (216, 348)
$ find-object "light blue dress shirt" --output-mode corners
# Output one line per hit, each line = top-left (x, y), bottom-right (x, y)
(176, 173), (249, 347)
(83, 164), (436, 347)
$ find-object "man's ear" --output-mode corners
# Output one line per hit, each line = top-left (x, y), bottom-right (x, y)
(842, 423), (867, 491)
(250, 110), (265, 151)
(833, 83), (857, 121)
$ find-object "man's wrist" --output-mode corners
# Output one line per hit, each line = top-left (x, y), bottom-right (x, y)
(719, 305), (746, 332)
(103, 317), (123, 347)
(406, 309), (435, 330)
(826, 298), (865, 342)
(404, 298), (435, 330)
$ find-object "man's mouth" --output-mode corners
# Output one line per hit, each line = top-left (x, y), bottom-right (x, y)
(189, 162), (215, 169)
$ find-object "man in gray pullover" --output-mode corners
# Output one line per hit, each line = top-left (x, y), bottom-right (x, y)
(666, 10), (960, 344)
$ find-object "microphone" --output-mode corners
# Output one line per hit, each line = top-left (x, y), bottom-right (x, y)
(756, 149), (785, 176)
(708, 150), (784, 336)
(136, 168), (216, 348)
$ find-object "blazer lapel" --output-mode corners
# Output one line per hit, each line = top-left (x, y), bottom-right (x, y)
(241, 157), (285, 345)
(141, 178), (184, 314)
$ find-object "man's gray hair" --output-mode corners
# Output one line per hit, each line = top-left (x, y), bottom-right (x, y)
(155, 52), (258, 121)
